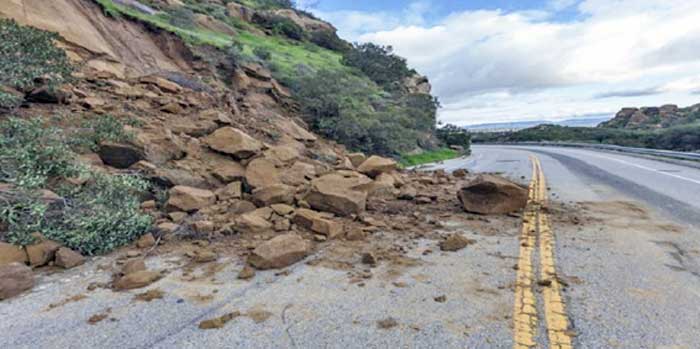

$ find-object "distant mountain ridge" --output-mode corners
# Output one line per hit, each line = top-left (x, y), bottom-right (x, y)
(464, 115), (612, 132)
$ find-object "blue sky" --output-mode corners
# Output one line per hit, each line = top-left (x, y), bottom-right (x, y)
(303, 0), (700, 126)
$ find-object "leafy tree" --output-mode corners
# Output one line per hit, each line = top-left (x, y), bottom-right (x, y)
(341, 43), (414, 89)
(437, 124), (472, 148)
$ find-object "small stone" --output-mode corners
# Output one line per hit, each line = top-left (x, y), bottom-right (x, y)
(237, 265), (256, 280)
(439, 234), (475, 252)
(54, 248), (86, 269)
(377, 317), (398, 329)
(361, 252), (377, 266)
(434, 295), (447, 303)
(121, 258), (146, 275)
(114, 271), (161, 290)
(136, 233), (156, 249)
(199, 311), (241, 329)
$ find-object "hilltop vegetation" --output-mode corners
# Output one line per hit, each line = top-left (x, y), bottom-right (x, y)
(92, 0), (442, 157)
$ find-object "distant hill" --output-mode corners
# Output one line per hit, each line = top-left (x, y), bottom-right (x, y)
(599, 103), (700, 129)
(465, 115), (611, 132)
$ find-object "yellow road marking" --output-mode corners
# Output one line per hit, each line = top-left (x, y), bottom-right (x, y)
(513, 156), (574, 349)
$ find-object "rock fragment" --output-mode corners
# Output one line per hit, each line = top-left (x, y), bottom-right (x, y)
(248, 233), (311, 270)
(0, 263), (34, 300)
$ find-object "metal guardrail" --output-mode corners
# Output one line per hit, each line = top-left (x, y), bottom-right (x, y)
(478, 142), (700, 162)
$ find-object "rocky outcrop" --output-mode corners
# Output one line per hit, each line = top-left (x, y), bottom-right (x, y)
(248, 233), (311, 270)
(599, 103), (700, 129)
(271, 9), (336, 33)
(403, 74), (432, 95)
(457, 175), (528, 214)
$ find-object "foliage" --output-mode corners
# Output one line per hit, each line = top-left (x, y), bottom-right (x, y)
(292, 69), (436, 156)
(253, 46), (272, 61)
(342, 43), (414, 89)
(0, 18), (72, 93)
(68, 115), (135, 152)
(0, 117), (152, 255)
(437, 124), (472, 148)
(0, 118), (79, 189)
(168, 6), (196, 29)
(309, 30), (350, 52)
(0, 91), (23, 111)
(400, 148), (461, 167)
(252, 13), (305, 41)
(236, 0), (294, 10)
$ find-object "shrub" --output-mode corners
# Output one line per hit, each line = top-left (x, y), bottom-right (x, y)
(292, 69), (432, 156)
(253, 13), (305, 41)
(0, 117), (152, 255)
(68, 115), (135, 152)
(168, 6), (196, 29)
(0, 18), (72, 92)
(0, 90), (23, 111)
(309, 30), (350, 52)
(225, 42), (248, 68)
(253, 47), (272, 61)
(341, 43), (414, 89)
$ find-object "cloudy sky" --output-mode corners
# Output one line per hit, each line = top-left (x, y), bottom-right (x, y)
(304, 0), (700, 126)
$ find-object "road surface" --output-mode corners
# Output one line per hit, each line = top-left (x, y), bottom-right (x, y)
(427, 145), (700, 348)
(2, 145), (700, 349)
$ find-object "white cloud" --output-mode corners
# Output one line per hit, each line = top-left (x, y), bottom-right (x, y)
(315, 0), (700, 125)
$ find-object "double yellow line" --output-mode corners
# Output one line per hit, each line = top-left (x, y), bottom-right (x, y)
(513, 156), (574, 349)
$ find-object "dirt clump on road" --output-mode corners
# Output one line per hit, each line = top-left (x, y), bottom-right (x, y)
(134, 289), (165, 302)
(199, 311), (241, 329)
(439, 233), (476, 252)
(377, 317), (399, 329)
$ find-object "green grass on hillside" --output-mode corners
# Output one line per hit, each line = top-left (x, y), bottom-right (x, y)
(400, 148), (462, 167)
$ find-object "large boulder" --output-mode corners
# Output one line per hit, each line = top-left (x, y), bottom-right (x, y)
(347, 153), (367, 168)
(245, 158), (280, 189)
(357, 156), (397, 178)
(0, 263), (34, 300)
(203, 127), (262, 159)
(281, 161), (316, 186)
(98, 142), (144, 169)
(166, 186), (216, 212)
(248, 233), (311, 270)
(457, 175), (528, 214)
(304, 172), (372, 216)
(0, 242), (28, 266)
(251, 184), (295, 207)
(54, 247), (86, 269)
(26, 240), (61, 267)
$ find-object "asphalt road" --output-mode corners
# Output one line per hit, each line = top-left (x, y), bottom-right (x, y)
(427, 145), (700, 348)
(3, 145), (700, 348)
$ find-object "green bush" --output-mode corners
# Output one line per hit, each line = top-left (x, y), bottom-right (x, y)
(168, 6), (196, 29)
(253, 13), (305, 40)
(0, 19), (72, 92)
(68, 115), (135, 152)
(253, 46), (272, 61)
(341, 43), (414, 89)
(437, 124), (472, 149)
(309, 30), (350, 52)
(292, 69), (435, 156)
(0, 90), (23, 111)
(0, 117), (152, 255)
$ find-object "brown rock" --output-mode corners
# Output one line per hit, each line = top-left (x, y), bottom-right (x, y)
(136, 233), (156, 249)
(398, 186), (417, 200)
(122, 258), (147, 275)
(345, 228), (367, 241)
(248, 233), (311, 270)
(304, 172), (371, 216)
(98, 142), (144, 169)
(251, 184), (295, 207)
(235, 209), (274, 233)
(203, 127), (262, 160)
(26, 240), (61, 267)
(347, 153), (367, 168)
(166, 186), (216, 212)
(453, 168), (469, 178)
(161, 102), (184, 114)
(192, 221), (215, 234)
(199, 311), (241, 330)
(140, 75), (182, 93)
(245, 158), (280, 189)
(54, 247), (85, 269)
(458, 175), (528, 214)
(0, 263), (34, 300)
(216, 181), (243, 201)
(157, 222), (181, 234)
(292, 209), (343, 238)
(211, 161), (246, 183)
(0, 242), (28, 266)
(114, 271), (161, 290)
(357, 156), (397, 178)
(361, 252), (377, 266)
(270, 204), (295, 216)
(189, 249), (217, 263)
(264, 145), (300, 165)
(237, 265), (256, 280)
(281, 161), (316, 186)
(439, 234), (475, 252)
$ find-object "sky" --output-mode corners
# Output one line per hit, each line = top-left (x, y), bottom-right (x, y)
(300, 0), (700, 126)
